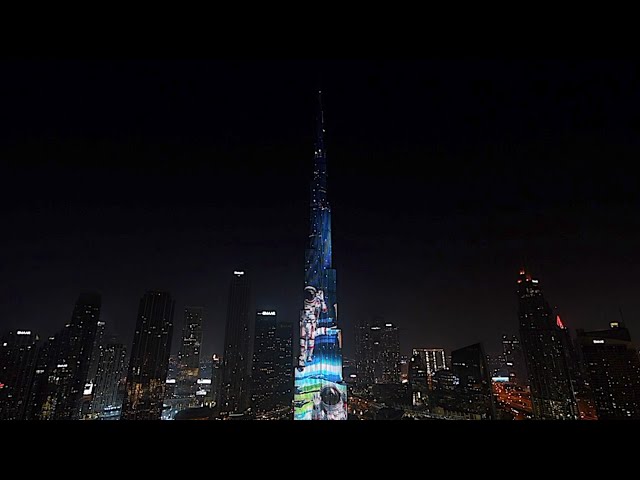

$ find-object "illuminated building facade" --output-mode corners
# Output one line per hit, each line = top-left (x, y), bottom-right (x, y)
(517, 270), (577, 419)
(576, 322), (640, 419)
(91, 339), (127, 420)
(501, 334), (527, 386)
(0, 330), (39, 420)
(210, 354), (221, 404)
(294, 92), (347, 420)
(274, 321), (293, 413)
(355, 320), (401, 385)
(122, 291), (175, 420)
(412, 348), (447, 377)
(450, 343), (495, 419)
(219, 271), (252, 415)
(26, 293), (102, 420)
(177, 306), (203, 401)
(252, 310), (278, 413)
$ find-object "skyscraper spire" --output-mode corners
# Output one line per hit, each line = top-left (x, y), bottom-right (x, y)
(311, 89), (328, 210)
(315, 89), (325, 157)
(294, 91), (347, 420)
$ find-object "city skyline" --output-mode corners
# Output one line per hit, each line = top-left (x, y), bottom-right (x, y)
(2, 59), (639, 360)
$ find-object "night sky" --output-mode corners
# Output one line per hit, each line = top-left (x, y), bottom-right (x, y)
(1, 59), (639, 359)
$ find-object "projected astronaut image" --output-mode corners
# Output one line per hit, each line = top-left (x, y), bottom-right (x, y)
(293, 91), (347, 420)
(294, 281), (347, 420)
(298, 286), (326, 367)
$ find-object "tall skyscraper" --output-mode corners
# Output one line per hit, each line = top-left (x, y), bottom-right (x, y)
(517, 269), (577, 419)
(501, 335), (527, 385)
(210, 354), (221, 405)
(26, 293), (102, 420)
(24, 334), (61, 420)
(274, 321), (293, 414)
(91, 339), (128, 420)
(177, 307), (203, 401)
(86, 320), (106, 386)
(451, 343), (495, 420)
(294, 92), (347, 420)
(0, 330), (39, 420)
(576, 322), (640, 419)
(122, 291), (175, 420)
(355, 320), (401, 384)
(219, 271), (252, 415)
(251, 310), (278, 414)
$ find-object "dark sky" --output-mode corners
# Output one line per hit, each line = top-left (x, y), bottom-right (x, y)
(1, 59), (639, 358)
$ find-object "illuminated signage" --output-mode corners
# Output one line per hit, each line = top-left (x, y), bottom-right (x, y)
(593, 339), (605, 344)
(166, 379), (176, 384)
(532, 279), (539, 284)
(349, 374), (357, 378)
(197, 379), (212, 384)
(83, 382), (93, 395)
(259, 311), (276, 316)
(16, 330), (32, 335)
(611, 322), (620, 328)
(492, 376), (510, 383)
(233, 271), (245, 276)
(35, 369), (45, 374)
(57, 364), (68, 368)
(385, 323), (393, 327)
(196, 389), (207, 396)
(370, 326), (381, 330)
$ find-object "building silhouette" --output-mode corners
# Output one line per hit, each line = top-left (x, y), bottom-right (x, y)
(517, 270), (577, 419)
(122, 291), (175, 420)
(0, 330), (39, 420)
(177, 306), (203, 402)
(26, 293), (101, 420)
(251, 310), (278, 414)
(576, 322), (640, 419)
(91, 339), (127, 420)
(501, 334), (527, 386)
(450, 343), (495, 420)
(219, 271), (252, 415)
(355, 320), (401, 385)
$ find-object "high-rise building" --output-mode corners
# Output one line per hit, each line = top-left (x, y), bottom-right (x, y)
(576, 322), (640, 419)
(294, 92), (347, 420)
(355, 320), (401, 385)
(517, 269), (577, 419)
(219, 271), (252, 415)
(26, 293), (102, 420)
(91, 339), (127, 420)
(176, 307), (203, 401)
(122, 291), (175, 420)
(87, 320), (106, 386)
(412, 348), (447, 377)
(251, 310), (278, 414)
(274, 321), (293, 414)
(24, 334), (61, 420)
(211, 354), (221, 405)
(450, 343), (495, 420)
(0, 330), (39, 420)
(501, 334), (527, 386)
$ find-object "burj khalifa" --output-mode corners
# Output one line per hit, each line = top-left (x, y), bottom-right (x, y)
(293, 92), (347, 420)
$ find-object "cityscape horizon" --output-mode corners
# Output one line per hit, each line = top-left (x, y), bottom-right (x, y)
(2, 59), (639, 420)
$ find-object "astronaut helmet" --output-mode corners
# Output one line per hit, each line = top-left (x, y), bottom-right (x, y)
(320, 385), (343, 407)
(304, 286), (317, 302)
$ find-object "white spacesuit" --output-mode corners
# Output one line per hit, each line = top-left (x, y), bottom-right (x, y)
(311, 385), (347, 420)
(298, 285), (328, 368)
